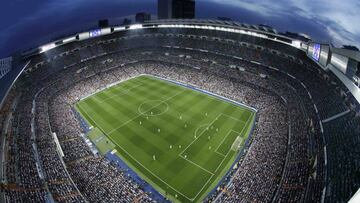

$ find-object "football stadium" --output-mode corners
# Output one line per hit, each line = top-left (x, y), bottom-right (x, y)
(0, 1), (359, 203)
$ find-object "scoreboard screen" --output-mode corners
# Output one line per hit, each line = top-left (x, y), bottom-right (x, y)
(89, 29), (102, 38)
(312, 43), (321, 61)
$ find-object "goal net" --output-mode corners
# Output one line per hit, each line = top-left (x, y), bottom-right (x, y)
(231, 136), (243, 151)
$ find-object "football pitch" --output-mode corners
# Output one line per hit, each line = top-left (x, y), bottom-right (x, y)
(76, 75), (256, 202)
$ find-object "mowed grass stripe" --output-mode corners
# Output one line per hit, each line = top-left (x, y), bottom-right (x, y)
(181, 114), (246, 173)
(94, 83), (172, 125)
(76, 75), (255, 202)
(110, 121), (212, 187)
(116, 96), (219, 163)
(106, 89), (186, 135)
(104, 86), (218, 198)
(216, 131), (241, 156)
(79, 78), (184, 132)
(84, 76), (144, 101)
(78, 82), (236, 200)
(126, 89), (239, 158)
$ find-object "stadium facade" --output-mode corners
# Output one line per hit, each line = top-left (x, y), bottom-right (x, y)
(0, 19), (359, 202)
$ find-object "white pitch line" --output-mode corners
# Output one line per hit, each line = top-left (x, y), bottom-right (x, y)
(215, 130), (236, 153)
(230, 130), (243, 135)
(194, 123), (211, 138)
(190, 174), (214, 201)
(213, 147), (232, 176)
(179, 114), (222, 156)
(220, 113), (247, 124)
(78, 76), (256, 202)
(107, 89), (185, 135)
(189, 114), (255, 201)
(175, 112), (250, 201)
(98, 82), (145, 104)
(215, 151), (226, 157)
(77, 104), (195, 201)
(214, 110), (246, 153)
(213, 112), (253, 173)
(80, 75), (146, 102)
(179, 155), (214, 175)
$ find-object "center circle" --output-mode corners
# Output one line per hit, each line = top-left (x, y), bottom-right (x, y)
(138, 100), (169, 116)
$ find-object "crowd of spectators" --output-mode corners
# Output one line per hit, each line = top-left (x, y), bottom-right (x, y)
(0, 26), (358, 203)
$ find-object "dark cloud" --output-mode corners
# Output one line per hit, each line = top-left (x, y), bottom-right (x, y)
(205, 0), (360, 47)
(0, 0), (156, 57)
(0, 0), (358, 57)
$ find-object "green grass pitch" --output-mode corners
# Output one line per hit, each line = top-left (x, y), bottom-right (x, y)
(75, 75), (256, 202)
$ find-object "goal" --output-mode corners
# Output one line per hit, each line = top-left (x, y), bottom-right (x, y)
(231, 136), (243, 151)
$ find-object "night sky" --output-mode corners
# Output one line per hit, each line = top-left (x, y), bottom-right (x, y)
(0, 0), (359, 57)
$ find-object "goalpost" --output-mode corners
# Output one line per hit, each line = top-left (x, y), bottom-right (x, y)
(231, 136), (243, 151)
